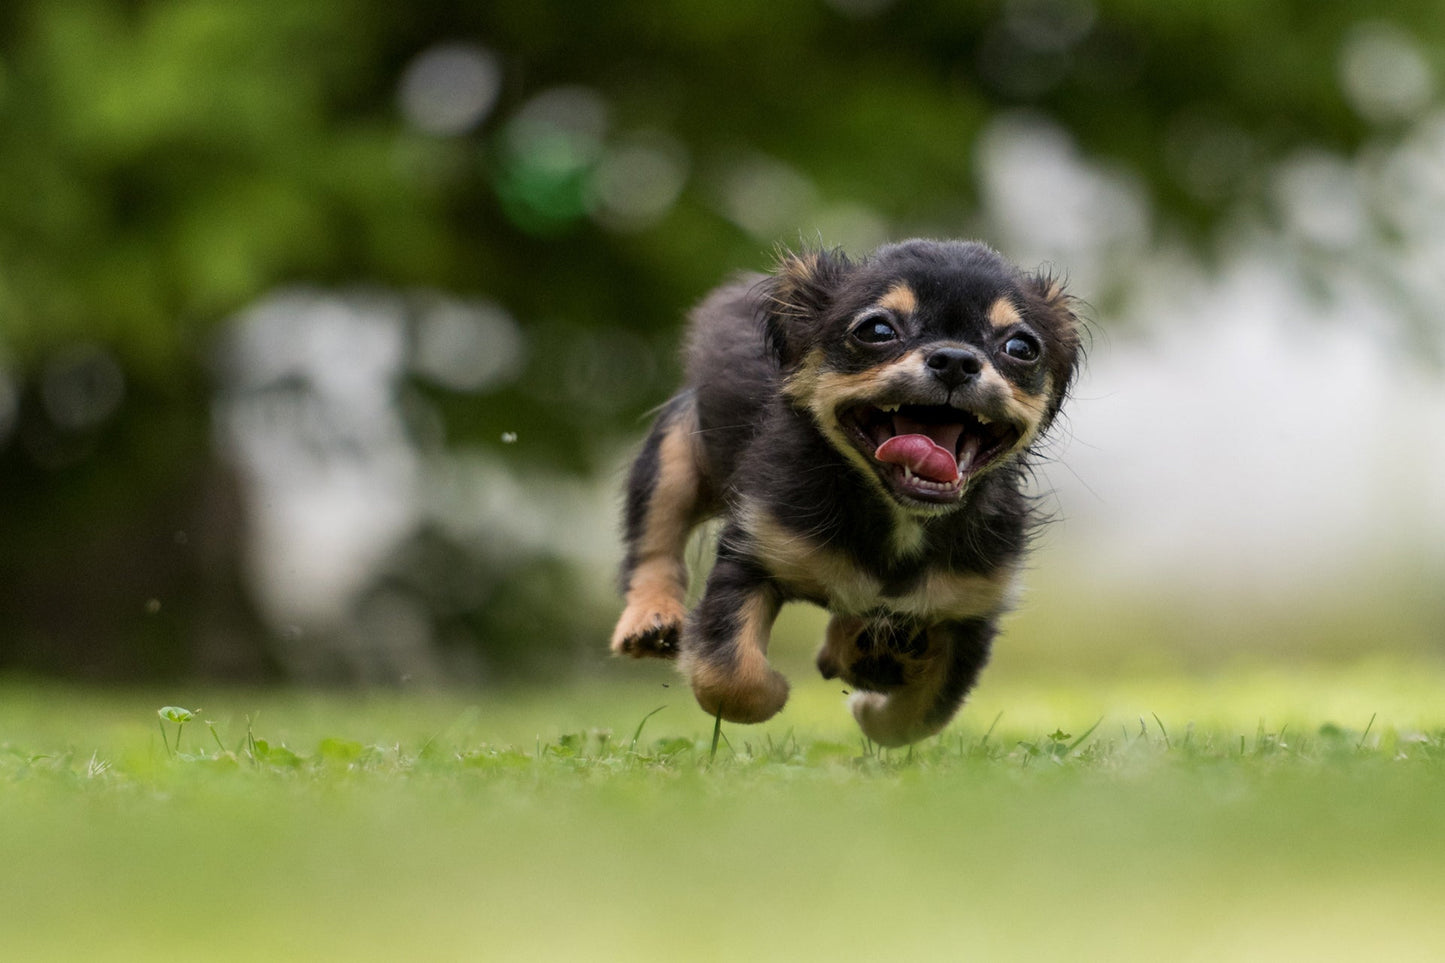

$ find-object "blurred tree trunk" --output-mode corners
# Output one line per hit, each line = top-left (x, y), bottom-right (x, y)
(0, 375), (276, 681)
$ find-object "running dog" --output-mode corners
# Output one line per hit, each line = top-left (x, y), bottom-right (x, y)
(611, 239), (1082, 746)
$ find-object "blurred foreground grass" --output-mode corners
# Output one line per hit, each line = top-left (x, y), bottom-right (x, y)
(3, 650), (1444, 962)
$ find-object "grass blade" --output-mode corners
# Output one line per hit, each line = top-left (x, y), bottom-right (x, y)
(1151, 712), (1171, 750)
(709, 709), (723, 762)
(628, 705), (667, 752)
(1065, 716), (1104, 755)
(979, 711), (1004, 748)
(1358, 712), (1377, 750)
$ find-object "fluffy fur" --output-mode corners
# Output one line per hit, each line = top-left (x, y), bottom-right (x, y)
(611, 239), (1082, 746)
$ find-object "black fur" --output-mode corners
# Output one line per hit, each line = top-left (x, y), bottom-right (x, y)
(613, 239), (1082, 744)
(921, 618), (997, 732)
(687, 534), (778, 667)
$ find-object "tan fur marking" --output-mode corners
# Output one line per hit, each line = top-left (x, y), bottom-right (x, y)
(797, 361), (915, 494)
(988, 297), (1025, 330)
(742, 504), (883, 614)
(890, 518), (927, 559)
(781, 347), (828, 403)
(638, 417), (700, 559)
(803, 360), (913, 413)
(788, 251), (822, 280)
(611, 410), (702, 657)
(682, 591), (788, 723)
(785, 361), (906, 510)
(895, 565), (1018, 620)
(876, 282), (918, 317)
(1001, 372), (1054, 450)
(742, 502), (1017, 620)
(769, 252), (822, 318)
(815, 614), (868, 680)
(610, 562), (690, 656)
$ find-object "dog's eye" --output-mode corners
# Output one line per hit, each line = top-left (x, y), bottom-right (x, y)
(1002, 334), (1041, 362)
(853, 315), (898, 345)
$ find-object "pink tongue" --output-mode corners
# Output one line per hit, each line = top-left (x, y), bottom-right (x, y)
(875, 434), (959, 483)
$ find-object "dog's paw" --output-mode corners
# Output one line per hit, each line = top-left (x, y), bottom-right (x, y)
(849, 691), (941, 747)
(610, 597), (687, 659)
(817, 615), (929, 692)
(686, 653), (790, 724)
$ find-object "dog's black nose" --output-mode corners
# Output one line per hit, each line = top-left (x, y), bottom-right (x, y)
(925, 346), (983, 387)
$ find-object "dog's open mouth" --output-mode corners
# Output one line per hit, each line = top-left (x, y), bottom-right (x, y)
(844, 403), (1021, 503)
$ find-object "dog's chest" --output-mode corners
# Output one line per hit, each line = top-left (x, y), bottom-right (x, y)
(738, 505), (1016, 620)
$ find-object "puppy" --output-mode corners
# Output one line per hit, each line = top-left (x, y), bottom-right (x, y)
(611, 239), (1082, 746)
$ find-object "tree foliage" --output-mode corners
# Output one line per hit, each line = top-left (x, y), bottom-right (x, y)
(0, 0), (1438, 678)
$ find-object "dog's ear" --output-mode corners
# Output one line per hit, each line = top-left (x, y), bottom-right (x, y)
(761, 248), (852, 367)
(1021, 269), (1086, 415)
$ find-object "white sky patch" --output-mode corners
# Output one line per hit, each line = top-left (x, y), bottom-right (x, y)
(1047, 247), (1445, 592)
(976, 111), (1150, 290)
(1273, 151), (1368, 250)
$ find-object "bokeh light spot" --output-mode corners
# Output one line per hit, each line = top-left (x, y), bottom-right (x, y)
(1273, 151), (1366, 250)
(1339, 22), (1434, 124)
(716, 154), (817, 240)
(588, 131), (690, 232)
(397, 43), (502, 136)
(413, 297), (525, 393)
(494, 86), (610, 234)
(40, 344), (126, 432)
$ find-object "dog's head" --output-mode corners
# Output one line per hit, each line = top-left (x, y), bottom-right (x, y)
(763, 239), (1082, 514)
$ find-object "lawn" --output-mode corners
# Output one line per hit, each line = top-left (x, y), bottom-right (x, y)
(3, 649), (1444, 961)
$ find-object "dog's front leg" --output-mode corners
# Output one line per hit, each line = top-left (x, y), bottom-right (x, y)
(680, 533), (788, 724)
(611, 394), (704, 658)
(849, 617), (996, 747)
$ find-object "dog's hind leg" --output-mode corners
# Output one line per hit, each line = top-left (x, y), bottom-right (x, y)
(611, 393), (706, 658)
(680, 530), (789, 723)
(849, 618), (996, 747)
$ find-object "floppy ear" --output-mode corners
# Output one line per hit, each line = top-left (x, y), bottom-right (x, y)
(761, 248), (852, 367)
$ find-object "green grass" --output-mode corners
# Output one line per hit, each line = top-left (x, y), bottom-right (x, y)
(3, 654), (1445, 961)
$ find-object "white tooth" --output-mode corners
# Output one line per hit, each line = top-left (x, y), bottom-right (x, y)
(958, 435), (981, 469)
(880, 403), (900, 413)
(976, 413), (991, 425)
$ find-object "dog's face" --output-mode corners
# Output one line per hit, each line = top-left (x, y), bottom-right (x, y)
(765, 240), (1081, 514)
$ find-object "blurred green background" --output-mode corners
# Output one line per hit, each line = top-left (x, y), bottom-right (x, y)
(2, 0), (1442, 685)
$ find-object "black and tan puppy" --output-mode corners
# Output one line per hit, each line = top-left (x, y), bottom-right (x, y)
(611, 239), (1082, 746)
